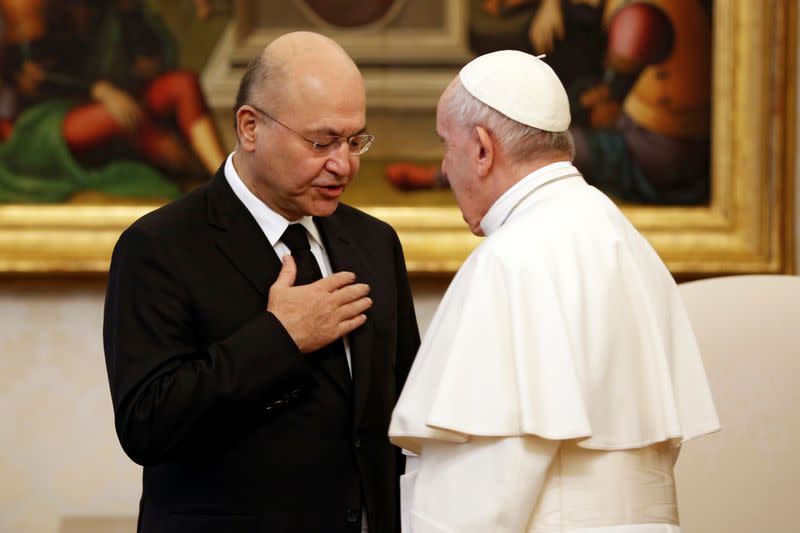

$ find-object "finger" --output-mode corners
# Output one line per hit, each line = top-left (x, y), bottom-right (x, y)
(331, 283), (371, 305)
(317, 271), (357, 292)
(337, 314), (368, 337)
(337, 297), (373, 320)
(272, 254), (297, 288)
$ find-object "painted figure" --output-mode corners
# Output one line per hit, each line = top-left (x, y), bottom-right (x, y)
(0, 0), (226, 202)
(387, 0), (713, 205)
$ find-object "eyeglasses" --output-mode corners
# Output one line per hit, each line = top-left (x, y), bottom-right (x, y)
(246, 104), (375, 156)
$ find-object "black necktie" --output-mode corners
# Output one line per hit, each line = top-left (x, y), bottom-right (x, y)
(280, 224), (352, 392)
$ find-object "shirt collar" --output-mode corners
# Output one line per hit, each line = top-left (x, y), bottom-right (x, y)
(480, 161), (578, 236)
(224, 153), (322, 247)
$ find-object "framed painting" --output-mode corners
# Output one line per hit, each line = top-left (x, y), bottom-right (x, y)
(0, 0), (794, 275)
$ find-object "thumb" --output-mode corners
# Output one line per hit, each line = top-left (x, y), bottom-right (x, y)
(273, 254), (297, 288)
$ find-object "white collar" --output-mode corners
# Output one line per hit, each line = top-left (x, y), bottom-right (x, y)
(224, 153), (323, 246)
(480, 161), (579, 236)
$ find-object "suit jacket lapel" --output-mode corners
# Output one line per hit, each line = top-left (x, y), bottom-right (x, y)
(207, 170), (371, 409)
(315, 213), (376, 428)
(206, 169), (282, 299)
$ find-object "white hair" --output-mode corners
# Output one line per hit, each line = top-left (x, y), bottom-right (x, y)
(443, 80), (575, 163)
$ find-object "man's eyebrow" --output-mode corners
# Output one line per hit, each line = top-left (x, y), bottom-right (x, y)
(312, 125), (369, 137)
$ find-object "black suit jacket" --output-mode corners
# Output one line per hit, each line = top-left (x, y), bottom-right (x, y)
(103, 167), (420, 533)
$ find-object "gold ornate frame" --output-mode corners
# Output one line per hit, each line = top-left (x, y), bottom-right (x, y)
(0, 0), (794, 276)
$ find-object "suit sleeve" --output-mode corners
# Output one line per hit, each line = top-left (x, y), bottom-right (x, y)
(103, 225), (314, 466)
(407, 436), (559, 533)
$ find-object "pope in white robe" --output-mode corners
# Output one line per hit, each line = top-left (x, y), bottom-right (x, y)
(388, 50), (720, 533)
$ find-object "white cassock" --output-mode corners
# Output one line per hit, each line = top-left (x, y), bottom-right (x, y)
(389, 162), (720, 533)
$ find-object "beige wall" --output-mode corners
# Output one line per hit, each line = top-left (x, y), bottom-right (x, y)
(0, 285), (140, 533)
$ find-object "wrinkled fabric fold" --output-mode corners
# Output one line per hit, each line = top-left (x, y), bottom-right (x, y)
(389, 174), (719, 454)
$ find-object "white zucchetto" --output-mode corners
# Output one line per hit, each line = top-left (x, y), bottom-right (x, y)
(459, 50), (571, 132)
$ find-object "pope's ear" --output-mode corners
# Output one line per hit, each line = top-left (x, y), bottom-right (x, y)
(474, 125), (495, 177)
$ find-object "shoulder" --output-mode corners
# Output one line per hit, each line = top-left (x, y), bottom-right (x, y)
(484, 183), (663, 279)
(476, 185), (620, 268)
(109, 185), (215, 283)
(125, 185), (208, 244)
(498, 183), (627, 242)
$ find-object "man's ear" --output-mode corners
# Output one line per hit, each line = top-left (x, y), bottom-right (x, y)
(236, 107), (258, 151)
(474, 126), (495, 178)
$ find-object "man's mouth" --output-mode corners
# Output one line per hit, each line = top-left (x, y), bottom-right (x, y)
(317, 184), (346, 198)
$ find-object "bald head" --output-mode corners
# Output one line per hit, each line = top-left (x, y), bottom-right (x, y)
(264, 31), (357, 74)
(231, 32), (369, 222)
(234, 31), (363, 128)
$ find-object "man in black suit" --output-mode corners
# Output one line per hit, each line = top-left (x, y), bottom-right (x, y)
(103, 31), (420, 533)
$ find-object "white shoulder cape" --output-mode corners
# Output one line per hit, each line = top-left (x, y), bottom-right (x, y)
(390, 180), (719, 454)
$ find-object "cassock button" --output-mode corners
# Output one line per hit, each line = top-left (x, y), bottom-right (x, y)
(345, 509), (359, 523)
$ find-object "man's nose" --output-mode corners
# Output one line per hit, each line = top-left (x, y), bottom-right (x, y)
(325, 142), (352, 176)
